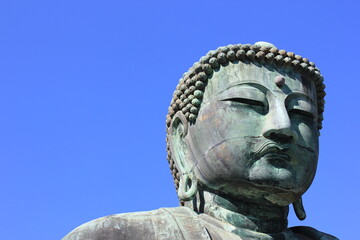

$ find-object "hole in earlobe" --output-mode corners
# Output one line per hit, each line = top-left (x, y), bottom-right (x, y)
(186, 176), (192, 191)
(178, 173), (198, 201)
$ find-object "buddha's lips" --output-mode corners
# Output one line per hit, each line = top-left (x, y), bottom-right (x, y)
(261, 152), (290, 161)
(252, 141), (294, 161)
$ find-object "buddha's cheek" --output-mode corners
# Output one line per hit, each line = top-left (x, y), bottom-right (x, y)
(291, 124), (319, 192)
(292, 151), (318, 193)
(192, 138), (254, 190)
(297, 121), (319, 152)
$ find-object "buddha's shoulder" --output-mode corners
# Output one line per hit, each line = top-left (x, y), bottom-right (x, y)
(290, 226), (339, 240)
(62, 207), (211, 240)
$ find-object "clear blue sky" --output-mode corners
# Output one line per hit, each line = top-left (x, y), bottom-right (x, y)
(0, 1), (359, 239)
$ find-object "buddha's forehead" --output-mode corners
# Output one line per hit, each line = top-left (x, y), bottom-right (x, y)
(203, 62), (317, 101)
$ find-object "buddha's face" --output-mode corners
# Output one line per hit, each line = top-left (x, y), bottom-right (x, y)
(185, 62), (319, 206)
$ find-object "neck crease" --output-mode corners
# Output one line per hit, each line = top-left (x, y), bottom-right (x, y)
(186, 190), (289, 233)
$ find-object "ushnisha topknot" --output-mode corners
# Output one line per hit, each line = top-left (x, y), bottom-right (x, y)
(165, 42), (325, 197)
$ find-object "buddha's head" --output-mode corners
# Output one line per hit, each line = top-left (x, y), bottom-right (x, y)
(166, 42), (325, 209)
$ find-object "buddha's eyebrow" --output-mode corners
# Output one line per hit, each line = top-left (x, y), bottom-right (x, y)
(220, 81), (268, 94)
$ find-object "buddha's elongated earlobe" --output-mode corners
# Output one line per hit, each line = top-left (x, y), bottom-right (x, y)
(293, 197), (306, 220)
(178, 172), (198, 201)
(169, 111), (198, 201)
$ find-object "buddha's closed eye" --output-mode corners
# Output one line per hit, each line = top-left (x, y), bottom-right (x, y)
(223, 97), (265, 107)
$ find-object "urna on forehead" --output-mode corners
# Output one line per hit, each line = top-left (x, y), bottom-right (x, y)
(202, 61), (317, 102)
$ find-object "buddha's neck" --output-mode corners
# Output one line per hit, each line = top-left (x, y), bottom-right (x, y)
(185, 190), (289, 233)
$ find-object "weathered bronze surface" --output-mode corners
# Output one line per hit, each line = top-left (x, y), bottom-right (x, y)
(63, 42), (338, 240)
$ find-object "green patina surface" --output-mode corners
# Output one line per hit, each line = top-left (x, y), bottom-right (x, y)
(63, 42), (338, 240)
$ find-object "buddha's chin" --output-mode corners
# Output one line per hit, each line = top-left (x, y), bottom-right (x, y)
(248, 157), (297, 190)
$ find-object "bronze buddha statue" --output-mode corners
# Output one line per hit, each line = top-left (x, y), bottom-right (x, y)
(63, 42), (338, 240)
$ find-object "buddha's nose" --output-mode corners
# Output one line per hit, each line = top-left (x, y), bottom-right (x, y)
(262, 102), (298, 144)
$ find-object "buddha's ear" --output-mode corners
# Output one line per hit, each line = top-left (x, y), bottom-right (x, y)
(169, 112), (197, 201)
(168, 111), (190, 175)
